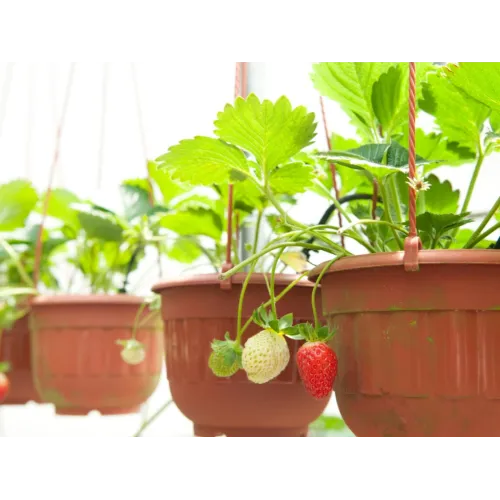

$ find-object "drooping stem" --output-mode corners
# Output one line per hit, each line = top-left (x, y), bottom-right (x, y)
(119, 245), (142, 294)
(239, 271), (309, 337)
(463, 196), (500, 249)
(235, 259), (258, 347)
(133, 399), (173, 437)
(311, 257), (339, 329)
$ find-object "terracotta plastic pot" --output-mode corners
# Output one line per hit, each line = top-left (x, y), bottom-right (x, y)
(312, 249), (500, 437)
(29, 295), (163, 415)
(152, 273), (330, 437)
(0, 315), (42, 404)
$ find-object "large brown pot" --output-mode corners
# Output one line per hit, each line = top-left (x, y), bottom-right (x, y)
(29, 295), (163, 415)
(0, 315), (41, 404)
(152, 273), (330, 437)
(313, 249), (500, 437)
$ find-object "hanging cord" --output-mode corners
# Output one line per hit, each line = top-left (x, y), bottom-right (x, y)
(131, 63), (154, 206)
(33, 63), (76, 289)
(319, 96), (345, 248)
(24, 65), (35, 177)
(220, 62), (248, 287)
(96, 63), (109, 190)
(0, 63), (14, 146)
(403, 62), (422, 272)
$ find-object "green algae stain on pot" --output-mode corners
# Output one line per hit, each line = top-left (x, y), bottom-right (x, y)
(409, 320), (417, 327)
(427, 337), (434, 343)
(38, 387), (71, 407)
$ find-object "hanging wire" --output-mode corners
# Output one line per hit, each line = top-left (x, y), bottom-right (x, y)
(131, 63), (154, 205)
(33, 63), (76, 288)
(319, 96), (345, 248)
(0, 63), (14, 148)
(24, 64), (35, 177)
(96, 62), (109, 190)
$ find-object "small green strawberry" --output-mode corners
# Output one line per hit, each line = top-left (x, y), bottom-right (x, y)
(208, 333), (242, 378)
(116, 339), (146, 365)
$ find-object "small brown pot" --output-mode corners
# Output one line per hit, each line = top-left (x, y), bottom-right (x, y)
(313, 249), (500, 437)
(0, 315), (41, 404)
(29, 295), (163, 415)
(152, 273), (330, 437)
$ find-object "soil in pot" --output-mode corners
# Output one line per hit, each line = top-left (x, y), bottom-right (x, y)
(313, 249), (500, 437)
(29, 295), (163, 416)
(152, 273), (330, 437)
(0, 315), (42, 404)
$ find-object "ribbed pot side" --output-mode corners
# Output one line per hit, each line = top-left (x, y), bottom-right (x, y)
(0, 315), (42, 404)
(313, 249), (500, 437)
(29, 295), (163, 415)
(153, 273), (330, 437)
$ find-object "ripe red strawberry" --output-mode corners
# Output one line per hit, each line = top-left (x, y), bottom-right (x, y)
(0, 372), (9, 403)
(297, 341), (337, 399)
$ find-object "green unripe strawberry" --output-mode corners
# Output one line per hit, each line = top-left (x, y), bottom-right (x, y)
(208, 334), (242, 378)
(116, 339), (146, 365)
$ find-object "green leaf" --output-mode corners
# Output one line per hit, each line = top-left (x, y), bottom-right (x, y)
(156, 136), (249, 186)
(75, 206), (124, 242)
(160, 208), (223, 240)
(166, 237), (202, 264)
(266, 214), (294, 235)
(278, 313), (294, 330)
(424, 174), (460, 214)
(490, 111), (500, 133)
(41, 188), (81, 230)
(311, 63), (397, 139)
(0, 287), (38, 298)
(443, 63), (500, 114)
(450, 228), (495, 249)
(310, 415), (347, 430)
(371, 65), (404, 136)
(120, 181), (152, 221)
(415, 212), (472, 249)
(147, 160), (188, 204)
(171, 194), (216, 212)
(268, 162), (315, 195)
(214, 94), (317, 172)
(399, 129), (475, 172)
(420, 71), (490, 154)
(0, 180), (38, 231)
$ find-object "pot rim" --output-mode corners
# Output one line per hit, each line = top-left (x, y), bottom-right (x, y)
(309, 249), (500, 280)
(30, 294), (146, 307)
(152, 272), (313, 292)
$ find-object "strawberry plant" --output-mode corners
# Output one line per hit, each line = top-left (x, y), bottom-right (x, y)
(156, 63), (500, 399)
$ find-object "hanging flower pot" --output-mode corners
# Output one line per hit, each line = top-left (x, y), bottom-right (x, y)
(312, 249), (500, 437)
(29, 295), (163, 415)
(152, 273), (330, 437)
(0, 314), (42, 404)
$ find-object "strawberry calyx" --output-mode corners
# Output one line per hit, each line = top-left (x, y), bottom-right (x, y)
(251, 305), (294, 336)
(286, 322), (336, 343)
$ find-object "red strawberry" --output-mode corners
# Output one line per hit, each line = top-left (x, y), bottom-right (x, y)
(297, 341), (337, 399)
(0, 372), (9, 403)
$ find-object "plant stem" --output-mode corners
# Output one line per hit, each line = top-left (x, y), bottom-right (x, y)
(239, 271), (309, 337)
(340, 219), (409, 237)
(464, 221), (500, 249)
(389, 176), (403, 223)
(235, 259), (258, 346)
(463, 196), (500, 249)
(252, 210), (263, 254)
(0, 238), (34, 288)
(119, 245), (142, 294)
(133, 399), (173, 437)
(377, 180), (404, 250)
(311, 257), (339, 329)
(220, 242), (340, 280)
(461, 152), (485, 214)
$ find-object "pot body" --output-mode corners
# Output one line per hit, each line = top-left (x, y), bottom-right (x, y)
(153, 273), (330, 437)
(30, 295), (163, 415)
(0, 315), (41, 404)
(314, 250), (500, 437)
